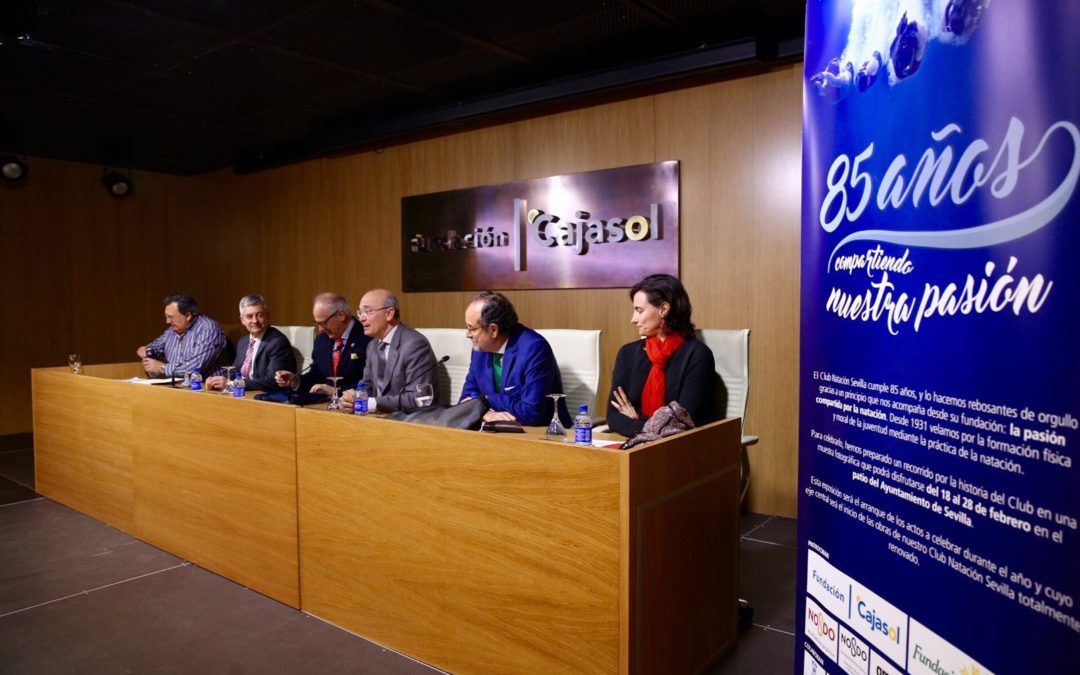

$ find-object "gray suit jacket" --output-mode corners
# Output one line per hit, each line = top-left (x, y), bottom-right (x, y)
(362, 323), (439, 412)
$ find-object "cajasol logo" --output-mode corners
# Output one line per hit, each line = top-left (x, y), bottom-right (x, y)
(856, 594), (902, 644)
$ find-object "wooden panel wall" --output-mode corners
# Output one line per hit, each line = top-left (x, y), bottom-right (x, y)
(2, 63), (802, 515)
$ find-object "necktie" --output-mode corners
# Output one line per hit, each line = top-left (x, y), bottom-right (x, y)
(492, 353), (503, 392)
(377, 341), (389, 392)
(240, 337), (257, 378)
(332, 337), (344, 376)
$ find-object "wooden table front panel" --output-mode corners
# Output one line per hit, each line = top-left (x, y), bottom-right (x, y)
(132, 387), (300, 607)
(32, 368), (138, 532)
(296, 410), (623, 674)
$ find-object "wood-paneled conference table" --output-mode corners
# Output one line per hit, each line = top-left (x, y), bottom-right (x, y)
(32, 363), (742, 674)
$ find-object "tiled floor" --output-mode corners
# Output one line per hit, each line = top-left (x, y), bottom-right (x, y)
(0, 446), (795, 673)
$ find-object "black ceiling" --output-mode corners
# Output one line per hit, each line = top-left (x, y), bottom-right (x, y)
(1, 0), (805, 176)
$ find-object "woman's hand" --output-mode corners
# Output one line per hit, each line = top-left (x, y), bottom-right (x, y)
(611, 386), (640, 420)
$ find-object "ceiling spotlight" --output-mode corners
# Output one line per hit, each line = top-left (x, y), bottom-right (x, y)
(102, 170), (134, 197)
(1, 155), (28, 182)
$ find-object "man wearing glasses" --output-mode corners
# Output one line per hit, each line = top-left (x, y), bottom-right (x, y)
(339, 288), (439, 413)
(137, 292), (229, 378)
(206, 294), (296, 392)
(461, 290), (571, 427)
(275, 292), (370, 396)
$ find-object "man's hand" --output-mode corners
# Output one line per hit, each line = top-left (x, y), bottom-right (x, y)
(204, 375), (227, 391)
(482, 410), (517, 422)
(339, 389), (356, 412)
(274, 370), (298, 388)
(143, 357), (166, 377)
(309, 384), (335, 396)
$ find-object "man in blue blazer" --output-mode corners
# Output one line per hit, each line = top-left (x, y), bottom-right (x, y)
(460, 291), (571, 427)
(206, 294), (296, 392)
(275, 292), (371, 395)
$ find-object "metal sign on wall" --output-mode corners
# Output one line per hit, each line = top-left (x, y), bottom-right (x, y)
(401, 161), (679, 291)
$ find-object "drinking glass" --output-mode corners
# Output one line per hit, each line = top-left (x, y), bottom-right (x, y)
(326, 376), (343, 410)
(222, 366), (236, 395)
(544, 393), (566, 441)
(68, 353), (83, 375)
(414, 383), (434, 408)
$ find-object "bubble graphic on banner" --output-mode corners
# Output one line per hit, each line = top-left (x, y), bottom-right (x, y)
(810, 0), (992, 101)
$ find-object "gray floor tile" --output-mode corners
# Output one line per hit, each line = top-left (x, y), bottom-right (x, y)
(0, 449), (34, 489)
(0, 499), (183, 615)
(740, 512), (771, 536)
(0, 476), (37, 506)
(708, 625), (795, 674)
(748, 515), (798, 548)
(0, 564), (442, 674)
(739, 539), (798, 634)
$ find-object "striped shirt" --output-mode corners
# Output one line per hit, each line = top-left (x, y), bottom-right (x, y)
(146, 314), (228, 377)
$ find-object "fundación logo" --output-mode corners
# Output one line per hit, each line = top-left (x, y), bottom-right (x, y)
(911, 642), (982, 675)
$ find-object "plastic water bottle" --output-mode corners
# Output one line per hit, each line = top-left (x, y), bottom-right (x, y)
(232, 371), (245, 397)
(189, 368), (203, 392)
(574, 404), (592, 445)
(353, 382), (368, 415)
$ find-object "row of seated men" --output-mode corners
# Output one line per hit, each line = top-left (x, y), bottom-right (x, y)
(135, 274), (718, 438)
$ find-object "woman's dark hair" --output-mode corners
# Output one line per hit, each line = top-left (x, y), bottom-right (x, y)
(630, 274), (695, 336)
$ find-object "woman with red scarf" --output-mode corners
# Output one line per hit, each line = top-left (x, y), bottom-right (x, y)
(608, 274), (717, 437)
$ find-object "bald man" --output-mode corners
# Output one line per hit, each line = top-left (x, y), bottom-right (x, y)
(340, 288), (439, 412)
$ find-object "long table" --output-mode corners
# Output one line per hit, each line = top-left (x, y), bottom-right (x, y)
(32, 364), (742, 674)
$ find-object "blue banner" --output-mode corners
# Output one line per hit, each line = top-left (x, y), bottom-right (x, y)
(797, 2), (1079, 674)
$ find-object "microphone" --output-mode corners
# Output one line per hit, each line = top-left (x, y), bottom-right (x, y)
(395, 355), (450, 409)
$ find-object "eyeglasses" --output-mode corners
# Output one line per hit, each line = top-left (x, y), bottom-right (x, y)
(314, 310), (341, 328)
(357, 306), (391, 318)
(465, 322), (486, 334)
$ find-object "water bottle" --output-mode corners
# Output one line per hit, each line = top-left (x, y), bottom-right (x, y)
(574, 404), (592, 445)
(353, 382), (368, 415)
(232, 371), (246, 398)
(189, 367), (203, 392)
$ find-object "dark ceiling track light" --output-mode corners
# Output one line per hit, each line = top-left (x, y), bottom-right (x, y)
(1, 155), (29, 182)
(101, 169), (134, 197)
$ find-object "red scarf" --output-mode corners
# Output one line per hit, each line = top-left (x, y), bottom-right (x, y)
(641, 333), (685, 416)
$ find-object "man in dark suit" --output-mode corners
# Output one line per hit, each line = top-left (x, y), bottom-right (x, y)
(275, 292), (370, 395)
(460, 290), (570, 427)
(206, 294), (296, 392)
(339, 288), (438, 413)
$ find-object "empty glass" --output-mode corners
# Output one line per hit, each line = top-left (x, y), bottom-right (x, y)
(326, 376), (343, 410)
(544, 393), (566, 441)
(68, 353), (82, 375)
(222, 366), (236, 395)
(414, 383), (434, 408)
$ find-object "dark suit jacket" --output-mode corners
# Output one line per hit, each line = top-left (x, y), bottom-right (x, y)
(300, 319), (371, 391)
(232, 326), (297, 391)
(607, 336), (716, 437)
(363, 323), (439, 412)
(461, 325), (571, 427)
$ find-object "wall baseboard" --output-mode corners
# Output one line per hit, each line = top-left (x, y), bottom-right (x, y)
(0, 433), (33, 452)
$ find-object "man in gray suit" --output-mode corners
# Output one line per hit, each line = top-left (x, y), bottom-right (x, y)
(340, 289), (438, 413)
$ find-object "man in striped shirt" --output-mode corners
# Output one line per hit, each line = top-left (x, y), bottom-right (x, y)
(137, 292), (229, 379)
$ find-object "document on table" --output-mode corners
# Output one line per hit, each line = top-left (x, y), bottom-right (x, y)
(122, 377), (173, 385)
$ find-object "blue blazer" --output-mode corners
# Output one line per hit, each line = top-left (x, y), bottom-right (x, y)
(461, 325), (571, 427)
(301, 319), (372, 391)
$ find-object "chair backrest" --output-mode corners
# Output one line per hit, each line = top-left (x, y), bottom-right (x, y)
(415, 328), (474, 406)
(696, 329), (751, 431)
(276, 325), (316, 375)
(536, 328), (602, 416)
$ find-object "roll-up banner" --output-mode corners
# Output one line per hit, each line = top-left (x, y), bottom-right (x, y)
(797, 2), (1079, 674)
